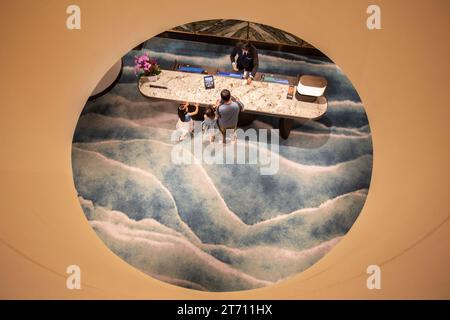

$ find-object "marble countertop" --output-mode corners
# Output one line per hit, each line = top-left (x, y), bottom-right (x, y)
(138, 70), (327, 120)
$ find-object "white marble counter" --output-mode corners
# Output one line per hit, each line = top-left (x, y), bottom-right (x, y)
(138, 70), (327, 120)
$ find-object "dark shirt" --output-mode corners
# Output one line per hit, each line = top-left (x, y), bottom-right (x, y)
(230, 43), (259, 77)
(187, 104), (204, 121)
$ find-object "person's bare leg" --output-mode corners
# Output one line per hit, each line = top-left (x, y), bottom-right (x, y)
(231, 128), (237, 144)
(220, 126), (226, 144)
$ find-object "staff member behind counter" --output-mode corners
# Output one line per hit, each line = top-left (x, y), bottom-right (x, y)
(230, 41), (259, 84)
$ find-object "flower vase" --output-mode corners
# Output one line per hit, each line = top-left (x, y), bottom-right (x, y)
(139, 75), (159, 84)
(147, 75), (159, 82)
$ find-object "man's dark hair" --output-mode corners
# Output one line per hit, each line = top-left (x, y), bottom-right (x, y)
(242, 41), (251, 50)
(220, 89), (231, 102)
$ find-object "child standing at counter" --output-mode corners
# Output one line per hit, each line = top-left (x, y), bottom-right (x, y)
(202, 106), (218, 143)
(176, 101), (199, 141)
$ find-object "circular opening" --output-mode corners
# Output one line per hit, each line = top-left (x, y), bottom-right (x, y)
(72, 19), (373, 292)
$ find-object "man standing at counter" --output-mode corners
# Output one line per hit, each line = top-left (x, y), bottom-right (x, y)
(215, 89), (244, 144)
(230, 41), (259, 85)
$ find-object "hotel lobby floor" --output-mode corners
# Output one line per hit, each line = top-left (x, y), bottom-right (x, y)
(71, 38), (373, 291)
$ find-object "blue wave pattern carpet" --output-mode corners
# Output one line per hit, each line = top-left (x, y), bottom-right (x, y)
(72, 37), (373, 291)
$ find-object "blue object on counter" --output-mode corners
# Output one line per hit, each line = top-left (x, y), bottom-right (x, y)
(263, 76), (290, 85)
(217, 71), (243, 79)
(178, 66), (205, 73)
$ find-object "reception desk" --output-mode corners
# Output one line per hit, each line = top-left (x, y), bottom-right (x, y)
(138, 69), (327, 138)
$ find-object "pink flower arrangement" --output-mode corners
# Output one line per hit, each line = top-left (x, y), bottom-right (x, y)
(134, 53), (161, 77)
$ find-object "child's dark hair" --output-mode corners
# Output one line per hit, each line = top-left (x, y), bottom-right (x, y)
(205, 106), (215, 119)
(178, 104), (186, 121)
